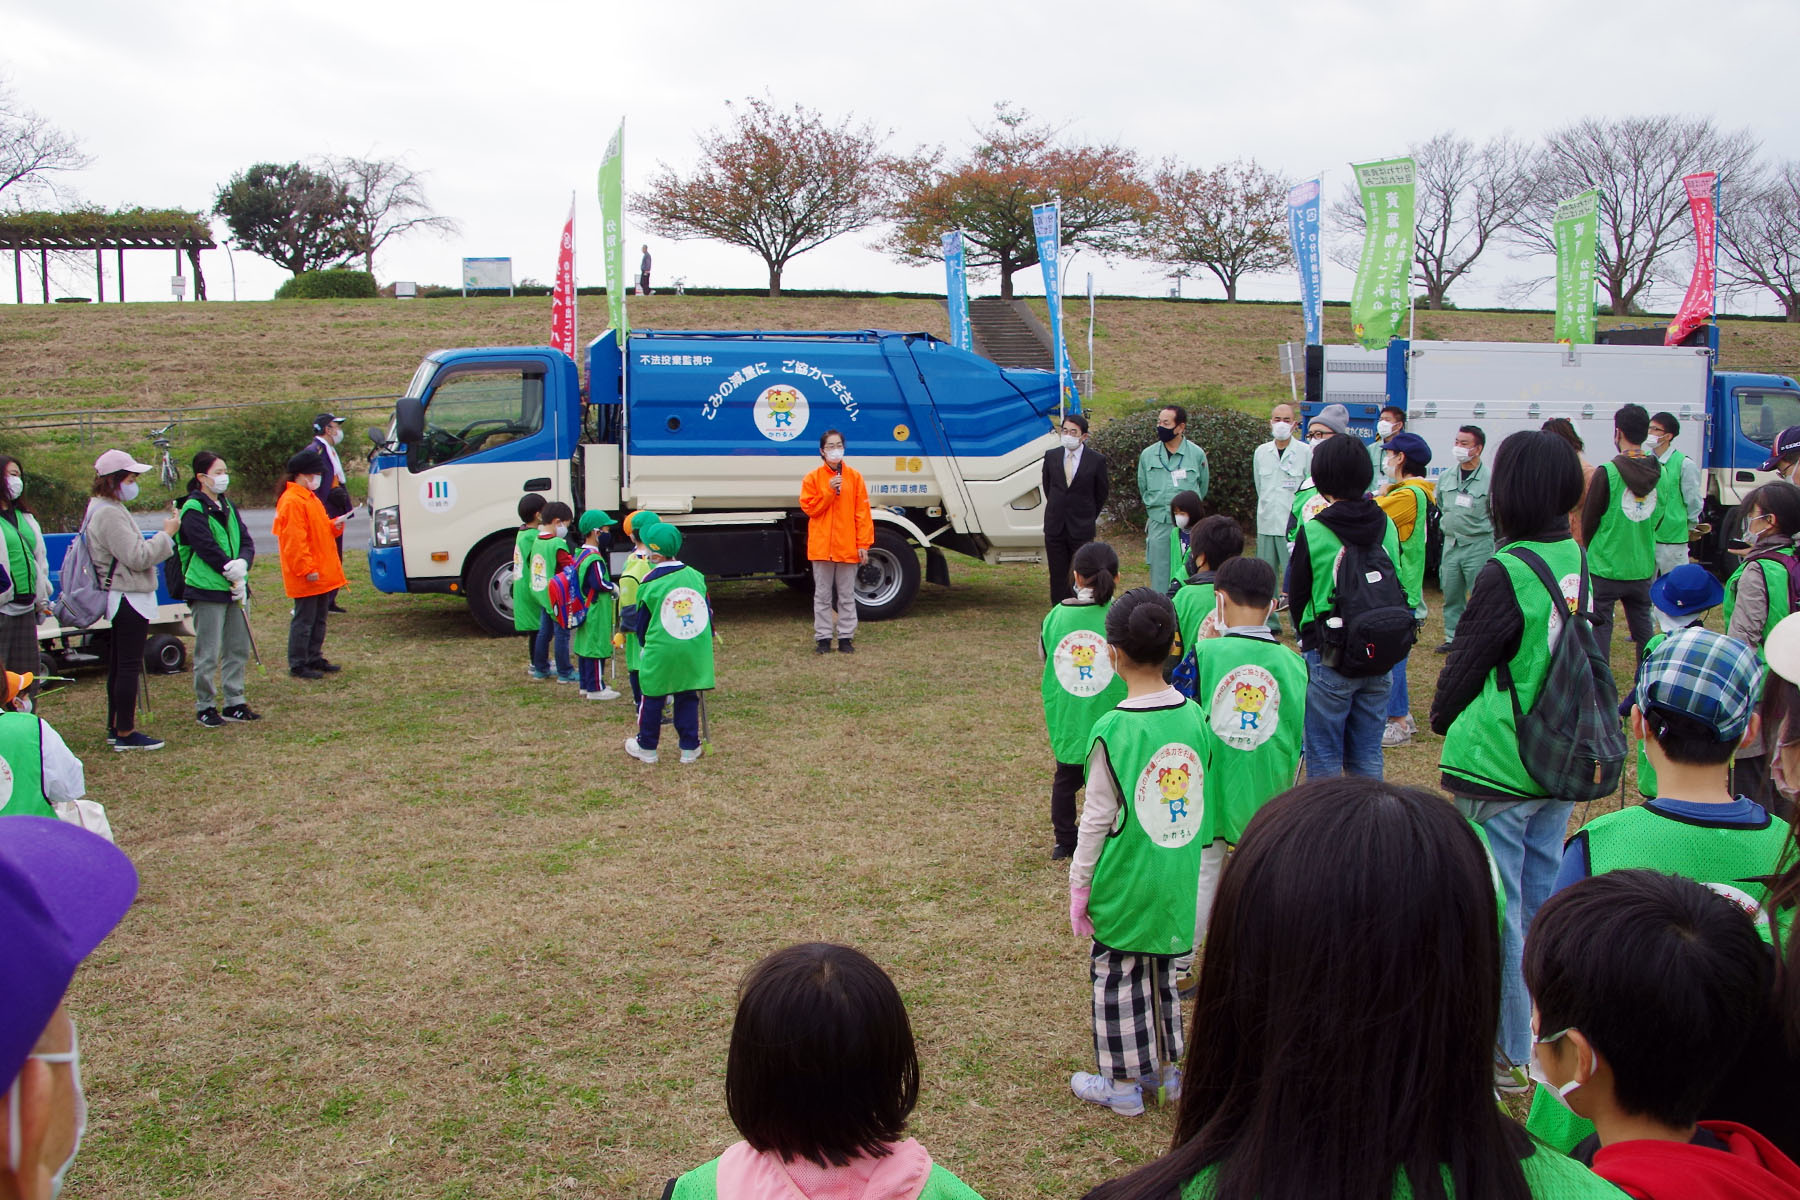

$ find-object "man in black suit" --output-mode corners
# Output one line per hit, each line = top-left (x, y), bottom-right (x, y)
(307, 412), (355, 613)
(1042, 413), (1109, 604)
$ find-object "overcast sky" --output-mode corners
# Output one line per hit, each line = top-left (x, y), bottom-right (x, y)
(6, 0), (1800, 313)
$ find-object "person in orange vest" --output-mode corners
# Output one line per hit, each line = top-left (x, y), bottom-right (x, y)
(798, 429), (874, 654)
(273, 449), (348, 679)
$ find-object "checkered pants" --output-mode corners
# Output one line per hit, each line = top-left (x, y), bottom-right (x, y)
(1089, 945), (1184, 1081)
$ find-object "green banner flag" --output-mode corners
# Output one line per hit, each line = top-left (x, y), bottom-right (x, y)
(1553, 189), (1600, 345)
(598, 121), (628, 348)
(1349, 157), (1415, 349)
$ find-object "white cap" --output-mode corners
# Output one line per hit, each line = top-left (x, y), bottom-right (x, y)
(1767, 612), (1800, 685)
(93, 449), (153, 475)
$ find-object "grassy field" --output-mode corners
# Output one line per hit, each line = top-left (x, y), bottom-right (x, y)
(50, 531), (1656, 1199)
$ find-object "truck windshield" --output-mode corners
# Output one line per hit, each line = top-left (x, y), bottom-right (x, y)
(1738, 389), (1800, 448)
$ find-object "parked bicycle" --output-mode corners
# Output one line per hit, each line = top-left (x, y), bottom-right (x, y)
(148, 423), (178, 489)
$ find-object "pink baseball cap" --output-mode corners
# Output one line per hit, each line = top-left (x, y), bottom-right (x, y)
(93, 449), (152, 475)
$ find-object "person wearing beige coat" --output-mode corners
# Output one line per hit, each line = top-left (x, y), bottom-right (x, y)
(83, 449), (178, 751)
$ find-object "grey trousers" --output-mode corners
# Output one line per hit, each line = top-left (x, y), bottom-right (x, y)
(812, 561), (858, 640)
(192, 600), (250, 711)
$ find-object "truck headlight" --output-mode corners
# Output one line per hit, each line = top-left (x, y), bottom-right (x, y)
(373, 506), (401, 547)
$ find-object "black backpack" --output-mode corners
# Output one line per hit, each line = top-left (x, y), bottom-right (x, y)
(1497, 546), (1626, 803)
(1318, 537), (1416, 677)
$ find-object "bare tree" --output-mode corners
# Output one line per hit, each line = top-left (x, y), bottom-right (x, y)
(324, 155), (460, 276)
(1513, 115), (1759, 315)
(0, 79), (92, 204)
(1720, 161), (1800, 321)
(1328, 131), (1534, 309)
(634, 98), (895, 297)
(1144, 158), (1289, 301)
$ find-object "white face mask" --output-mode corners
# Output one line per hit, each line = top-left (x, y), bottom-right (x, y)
(1060, 433), (1081, 451)
(824, 448), (844, 466)
(119, 481), (139, 502)
(554, 523), (570, 538)
(4, 475), (20, 501)
(1645, 433), (1664, 453)
(1451, 445), (1472, 464)
(1175, 514), (1190, 530)
(1655, 608), (1692, 636)
(330, 428), (344, 445)
(1073, 585), (1094, 602)
(208, 473), (229, 493)
(1270, 421), (1292, 441)
(300, 474), (322, 492)
(8, 1018), (85, 1200)
(1386, 455), (1403, 481)
(1377, 420), (1396, 439)
(1527, 1028), (1585, 1112)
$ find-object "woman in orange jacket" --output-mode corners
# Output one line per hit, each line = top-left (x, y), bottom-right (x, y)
(798, 428), (874, 653)
(273, 449), (348, 679)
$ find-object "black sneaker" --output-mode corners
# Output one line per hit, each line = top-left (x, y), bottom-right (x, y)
(838, 639), (855, 654)
(310, 660), (343, 673)
(221, 704), (262, 723)
(196, 708), (225, 729)
(112, 731), (165, 752)
(328, 601), (347, 614)
(815, 639), (832, 655)
(1051, 844), (1074, 861)
(1434, 641), (1452, 655)
(290, 667), (324, 680)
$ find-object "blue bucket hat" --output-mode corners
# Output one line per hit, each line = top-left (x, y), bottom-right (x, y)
(1649, 563), (1725, 618)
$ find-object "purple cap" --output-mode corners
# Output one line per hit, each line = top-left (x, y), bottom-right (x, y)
(0, 817), (137, 1087)
(1760, 426), (1800, 472)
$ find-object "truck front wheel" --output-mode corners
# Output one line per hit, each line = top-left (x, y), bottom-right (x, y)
(854, 527), (922, 621)
(466, 540), (518, 637)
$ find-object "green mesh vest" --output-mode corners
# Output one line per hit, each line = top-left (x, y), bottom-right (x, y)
(1087, 700), (1211, 955)
(1192, 635), (1306, 845)
(512, 528), (542, 632)
(0, 509), (39, 600)
(1392, 481), (1429, 609)
(1653, 448), (1690, 544)
(1172, 582), (1216, 662)
(1587, 461), (1657, 580)
(1178, 1141), (1620, 1199)
(1297, 518), (1403, 631)
(1040, 600), (1125, 764)
(1286, 480), (1328, 545)
(1440, 540), (1585, 798)
(176, 497), (242, 593)
(1579, 804), (1791, 908)
(637, 564), (715, 695)
(1724, 552), (1793, 660)
(568, 547), (616, 660)
(0, 712), (50, 818)
(669, 1154), (984, 1200)
(618, 554), (654, 671)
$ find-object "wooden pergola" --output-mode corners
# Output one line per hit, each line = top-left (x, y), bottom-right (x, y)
(0, 209), (215, 304)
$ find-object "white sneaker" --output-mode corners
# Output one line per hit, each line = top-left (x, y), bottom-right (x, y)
(592, 686), (621, 701)
(1140, 1064), (1182, 1106)
(624, 737), (658, 764)
(1381, 720), (1412, 748)
(680, 745), (704, 764)
(1070, 1072), (1144, 1116)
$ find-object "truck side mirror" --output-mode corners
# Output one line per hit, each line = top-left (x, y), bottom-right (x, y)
(395, 396), (425, 444)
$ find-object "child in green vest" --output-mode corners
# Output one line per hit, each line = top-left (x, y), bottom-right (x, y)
(1168, 515), (1243, 668)
(625, 522), (714, 765)
(661, 942), (985, 1200)
(1164, 490), (1204, 597)
(1374, 432), (1433, 748)
(1040, 540), (1125, 860)
(569, 511), (620, 701)
(512, 494), (547, 673)
(528, 502), (575, 683)
(1189, 556), (1307, 936)
(1621, 564), (1722, 799)
(616, 510), (660, 705)
(1069, 587), (1210, 1117)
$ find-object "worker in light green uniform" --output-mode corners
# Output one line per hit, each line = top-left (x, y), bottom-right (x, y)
(1434, 425), (1492, 651)
(1137, 403), (1209, 593)
(625, 523), (714, 765)
(1647, 410), (1704, 578)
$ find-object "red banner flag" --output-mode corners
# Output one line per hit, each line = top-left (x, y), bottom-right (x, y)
(1665, 172), (1717, 346)
(550, 197), (577, 358)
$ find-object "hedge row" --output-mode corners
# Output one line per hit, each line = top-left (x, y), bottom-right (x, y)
(1087, 389), (1266, 534)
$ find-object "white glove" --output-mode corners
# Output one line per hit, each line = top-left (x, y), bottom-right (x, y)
(222, 559), (248, 583)
(231, 580), (247, 602)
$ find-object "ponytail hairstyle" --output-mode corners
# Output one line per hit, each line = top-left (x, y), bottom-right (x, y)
(189, 450), (222, 495)
(1104, 587), (1178, 665)
(1069, 540), (1119, 606)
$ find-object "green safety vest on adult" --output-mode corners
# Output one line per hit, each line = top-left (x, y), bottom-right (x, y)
(1440, 540), (1586, 798)
(0, 712), (51, 819)
(176, 497), (243, 592)
(1087, 701), (1211, 956)
(1391, 481), (1429, 610)
(1286, 481), (1328, 546)
(1040, 601), (1126, 764)
(512, 528), (542, 633)
(0, 509), (40, 600)
(1176, 1142), (1620, 1199)
(1172, 581), (1216, 662)
(668, 1155), (983, 1200)
(1724, 552), (1793, 661)
(1653, 447), (1691, 545)
(1297, 518), (1403, 631)
(636, 564), (715, 695)
(1577, 804), (1792, 910)
(1588, 461), (1658, 580)
(1193, 635), (1307, 845)
(568, 547), (617, 660)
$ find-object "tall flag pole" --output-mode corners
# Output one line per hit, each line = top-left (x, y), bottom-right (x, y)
(1285, 178), (1323, 346)
(598, 121), (628, 349)
(550, 193), (577, 358)
(1031, 200), (1077, 416)
(941, 231), (972, 352)
(1552, 189), (1600, 345)
(1348, 157), (1415, 349)
(1666, 172), (1719, 345)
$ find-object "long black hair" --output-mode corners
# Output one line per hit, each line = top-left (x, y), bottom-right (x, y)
(1086, 778), (1529, 1200)
(1490, 430), (1583, 544)
(1070, 541), (1119, 605)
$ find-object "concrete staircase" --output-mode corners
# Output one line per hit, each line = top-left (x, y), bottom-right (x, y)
(966, 297), (1054, 369)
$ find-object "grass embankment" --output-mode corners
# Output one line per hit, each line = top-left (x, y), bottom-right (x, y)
(57, 533), (1646, 1198)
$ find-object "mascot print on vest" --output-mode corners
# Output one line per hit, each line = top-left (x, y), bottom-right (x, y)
(1207, 663), (1282, 750)
(1132, 743), (1205, 843)
(661, 585), (709, 640)
(1053, 628), (1114, 696)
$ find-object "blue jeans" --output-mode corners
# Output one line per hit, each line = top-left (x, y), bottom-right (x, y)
(1456, 795), (1573, 1066)
(1386, 655), (1410, 719)
(533, 613), (571, 675)
(1303, 649), (1391, 779)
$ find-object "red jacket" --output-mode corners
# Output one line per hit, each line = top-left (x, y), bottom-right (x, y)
(1595, 1122), (1800, 1200)
(799, 462), (874, 564)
